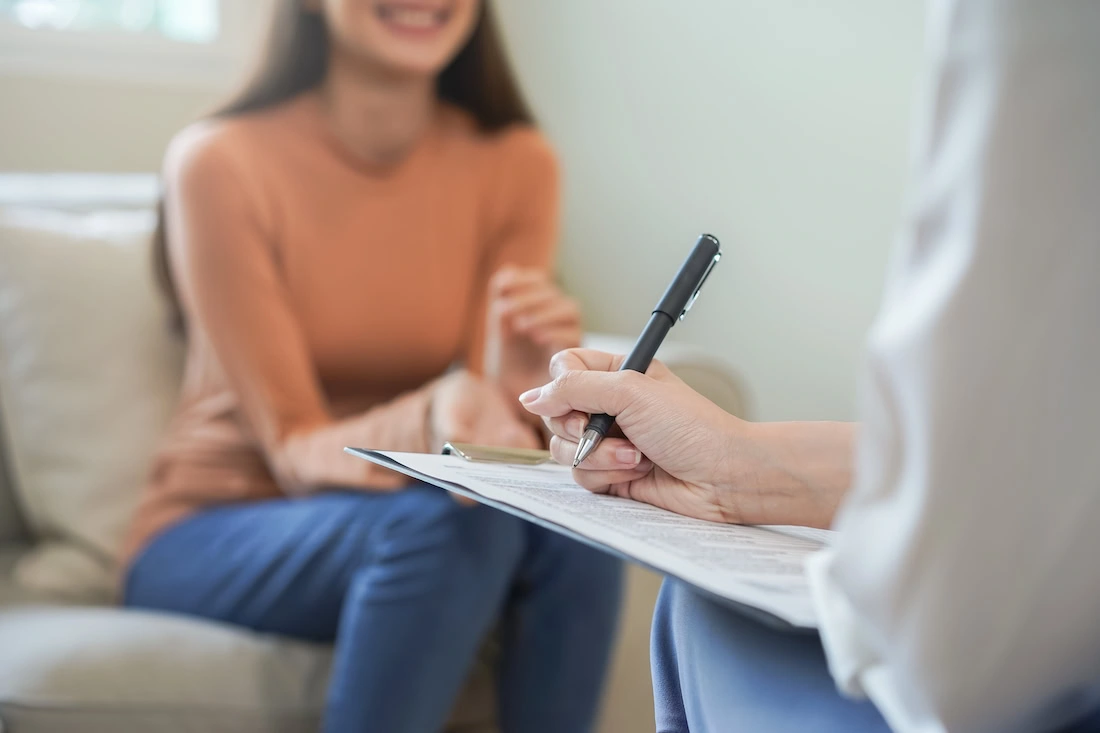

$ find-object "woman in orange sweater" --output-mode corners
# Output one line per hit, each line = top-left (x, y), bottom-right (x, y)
(121, 2), (623, 731)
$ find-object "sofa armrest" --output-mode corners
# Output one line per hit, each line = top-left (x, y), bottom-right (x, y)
(581, 333), (750, 419)
(0, 398), (27, 545)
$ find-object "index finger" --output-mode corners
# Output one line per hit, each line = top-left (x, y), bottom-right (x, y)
(490, 266), (549, 294)
(550, 348), (676, 382)
(548, 349), (628, 379)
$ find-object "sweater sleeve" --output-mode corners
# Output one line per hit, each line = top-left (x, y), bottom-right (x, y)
(163, 124), (433, 495)
(464, 127), (561, 375)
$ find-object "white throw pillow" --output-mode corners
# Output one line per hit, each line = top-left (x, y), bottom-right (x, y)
(0, 213), (183, 601)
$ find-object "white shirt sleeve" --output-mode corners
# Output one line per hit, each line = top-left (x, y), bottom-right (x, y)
(806, 2), (1100, 732)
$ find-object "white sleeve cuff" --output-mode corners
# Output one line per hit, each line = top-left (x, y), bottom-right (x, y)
(805, 548), (871, 698)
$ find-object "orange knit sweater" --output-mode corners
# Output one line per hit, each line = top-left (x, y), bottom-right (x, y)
(122, 91), (558, 566)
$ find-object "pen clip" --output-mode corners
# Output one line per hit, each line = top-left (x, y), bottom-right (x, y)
(680, 251), (721, 321)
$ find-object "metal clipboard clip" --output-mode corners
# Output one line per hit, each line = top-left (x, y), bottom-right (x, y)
(441, 442), (553, 465)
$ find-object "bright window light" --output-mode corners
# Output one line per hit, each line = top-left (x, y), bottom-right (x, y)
(0, 0), (220, 44)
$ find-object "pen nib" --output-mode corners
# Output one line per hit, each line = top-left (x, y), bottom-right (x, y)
(573, 429), (602, 468)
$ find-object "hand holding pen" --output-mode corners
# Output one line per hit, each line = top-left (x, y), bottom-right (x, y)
(520, 234), (850, 529)
(571, 234), (721, 466)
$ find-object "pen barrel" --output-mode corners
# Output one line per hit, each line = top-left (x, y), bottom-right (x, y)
(582, 233), (720, 447)
(653, 233), (721, 320)
(621, 312), (673, 373)
(585, 312), (674, 438)
(584, 412), (615, 439)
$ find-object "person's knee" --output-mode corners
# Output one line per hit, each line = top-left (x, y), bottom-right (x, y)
(651, 581), (693, 732)
(651, 580), (687, 663)
(651, 581), (728, 668)
(365, 487), (525, 591)
(534, 533), (624, 602)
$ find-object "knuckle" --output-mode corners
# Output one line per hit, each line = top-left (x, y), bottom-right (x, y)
(573, 471), (610, 494)
(552, 369), (578, 393)
(548, 349), (574, 375)
(612, 370), (651, 415)
(549, 435), (572, 461)
(618, 370), (648, 398)
(547, 416), (568, 438)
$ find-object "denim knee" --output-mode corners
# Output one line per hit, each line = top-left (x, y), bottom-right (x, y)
(359, 486), (526, 597)
(651, 581), (690, 733)
(523, 528), (624, 601)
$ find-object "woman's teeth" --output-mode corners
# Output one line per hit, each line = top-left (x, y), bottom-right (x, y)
(378, 6), (446, 28)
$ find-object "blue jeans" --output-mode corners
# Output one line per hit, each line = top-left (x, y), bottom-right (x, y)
(651, 581), (1100, 733)
(124, 485), (623, 733)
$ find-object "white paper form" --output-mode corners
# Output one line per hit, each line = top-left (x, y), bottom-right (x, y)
(348, 449), (833, 629)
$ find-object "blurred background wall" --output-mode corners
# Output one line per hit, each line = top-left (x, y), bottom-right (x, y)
(0, 75), (216, 171)
(497, 2), (925, 423)
(0, 1), (925, 423)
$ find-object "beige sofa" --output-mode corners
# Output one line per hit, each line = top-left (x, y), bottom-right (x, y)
(0, 174), (748, 733)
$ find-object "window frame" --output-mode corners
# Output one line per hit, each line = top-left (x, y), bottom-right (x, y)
(0, 1), (263, 87)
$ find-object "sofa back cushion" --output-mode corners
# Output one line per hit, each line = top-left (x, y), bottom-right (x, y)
(0, 210), (183, 600)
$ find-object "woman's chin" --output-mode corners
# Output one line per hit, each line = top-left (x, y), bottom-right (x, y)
(371, 48), (456, 78)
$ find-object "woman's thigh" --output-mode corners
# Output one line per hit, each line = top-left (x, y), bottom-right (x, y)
(650, 580), (891, 733)
(651, 581), (1100, 733)
(123, 484), (511, 642)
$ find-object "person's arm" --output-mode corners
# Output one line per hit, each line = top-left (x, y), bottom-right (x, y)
(521, 349), (855, 529)
(808, 2), (1100, 730)
(464, 128), (561, 380)
(164, 124), (435, 495)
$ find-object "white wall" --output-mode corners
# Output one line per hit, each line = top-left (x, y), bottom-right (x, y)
(1, 2), (926, 421)
(497, 1), (926, 422)
(0, 74), (221, 172)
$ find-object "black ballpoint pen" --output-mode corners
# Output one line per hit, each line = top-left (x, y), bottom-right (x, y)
(573, 234), (722, 467)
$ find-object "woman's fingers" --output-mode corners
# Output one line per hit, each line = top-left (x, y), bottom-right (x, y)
(548, 349), (626, 378)
(545, 411), (589, 441)
(489, 270), (580, 329)
(496, 285), (581, 347)
(521, 368), (648, 419)
(548, 435), (653, 492)
(530, 326), (582, 348)
(549, 435), (648, 471)
(497, 283), (560, 317)
(575, 466), (654, 493)
(510, 299), (580, 334)
(489, 266), (546, 296)
(547, 349), (676, 382)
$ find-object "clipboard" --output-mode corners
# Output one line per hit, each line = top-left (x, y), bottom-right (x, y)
(440, 442), (553, 465)
(347, 444), (816, 633)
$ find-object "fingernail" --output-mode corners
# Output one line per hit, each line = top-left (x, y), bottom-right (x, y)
(519, 387), (542, 405)
(567, 417), (587, 439)
(616, 447), (641, 466)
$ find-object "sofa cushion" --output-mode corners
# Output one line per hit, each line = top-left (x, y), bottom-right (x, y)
(0, 605), (329, 733)
(0, 214), (183, 600)
(0, 603), (495, 733)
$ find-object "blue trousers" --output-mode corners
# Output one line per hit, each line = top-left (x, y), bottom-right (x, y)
(651, 581), (1100, 733)
(124, 486), (623, 733)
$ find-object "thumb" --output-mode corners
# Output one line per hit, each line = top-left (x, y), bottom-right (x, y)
(519, 369), (646, 419)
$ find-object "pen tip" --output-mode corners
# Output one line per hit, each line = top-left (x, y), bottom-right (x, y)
(572, 459), (581, 468)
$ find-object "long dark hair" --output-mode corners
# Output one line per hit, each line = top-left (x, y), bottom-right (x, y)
(154, 0), (534, 334)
